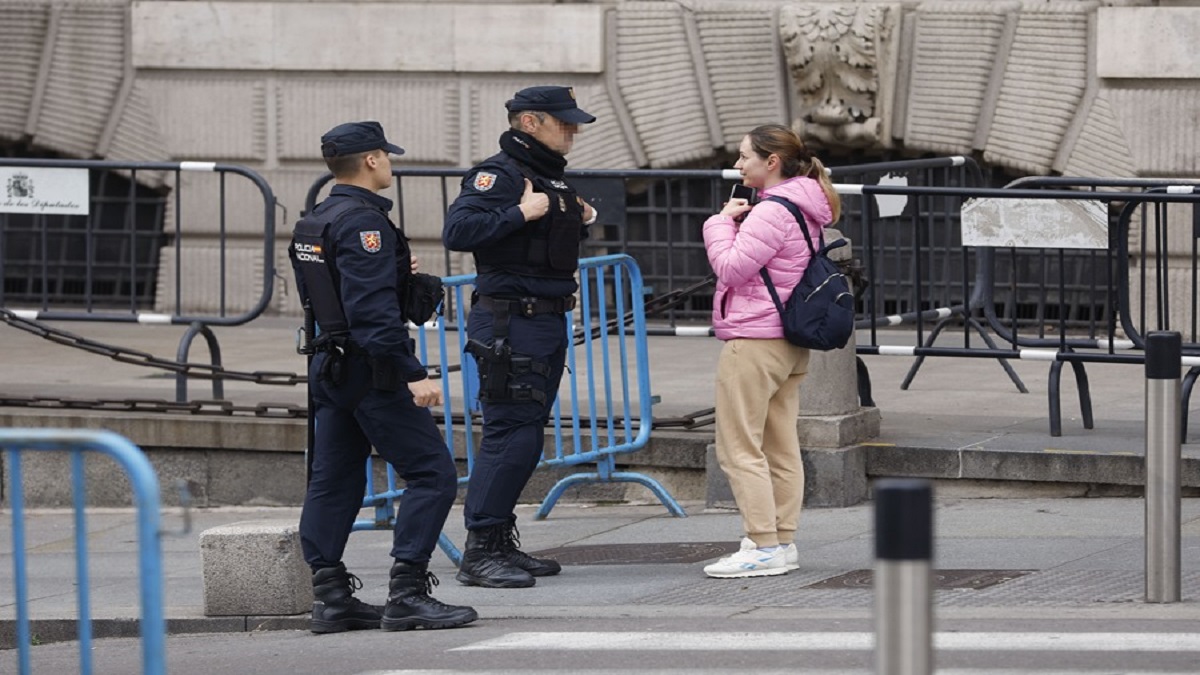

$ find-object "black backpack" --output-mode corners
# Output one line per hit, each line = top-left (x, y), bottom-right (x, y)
(757, 196), (855, 351)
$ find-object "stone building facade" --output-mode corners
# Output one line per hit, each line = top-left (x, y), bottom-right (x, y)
(2, 0), (1198, 321)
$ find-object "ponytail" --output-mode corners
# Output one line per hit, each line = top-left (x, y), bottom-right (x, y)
(806, 156), (841, 223)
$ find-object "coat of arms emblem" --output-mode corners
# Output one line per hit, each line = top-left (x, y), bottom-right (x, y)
(7, 172), (33, 198)
(360, 231), (382, 253)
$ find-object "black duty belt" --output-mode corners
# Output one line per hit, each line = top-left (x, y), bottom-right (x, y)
(475, 295), (577, 317)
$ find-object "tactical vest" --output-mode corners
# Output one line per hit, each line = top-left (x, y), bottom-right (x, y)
(289, 196), (405, 338)
(474, 167), (583, 280)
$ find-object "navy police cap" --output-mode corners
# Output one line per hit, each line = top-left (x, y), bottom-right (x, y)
(505, 86), (596, 124)
(320, 121), (405, 158)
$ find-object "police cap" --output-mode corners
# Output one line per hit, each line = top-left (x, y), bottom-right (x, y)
(505, 86), (596, 124)
(320, 121), (405, 158)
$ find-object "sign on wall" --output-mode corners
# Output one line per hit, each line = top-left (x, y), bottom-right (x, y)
(0, 167), (90, 215)
(960, 198), (1108, 250)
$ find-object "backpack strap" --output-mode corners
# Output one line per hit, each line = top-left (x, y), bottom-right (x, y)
(763, 196), (816, 257)
(757, 196), (814, 313)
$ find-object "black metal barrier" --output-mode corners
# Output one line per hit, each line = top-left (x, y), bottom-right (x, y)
(976, 177), (1200, 436)
(8, 156), (1196, 442)
(1, 158), (278, 400)
(304, 156), (985, 327)
(844, 181), (1200, 438)
(304, 160), (1200, 437)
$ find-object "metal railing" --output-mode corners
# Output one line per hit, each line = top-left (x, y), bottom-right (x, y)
(351, 254), (683, 563)
(1, 158), (279, 401)
(1, 429), (165, 675)
(304, 156), (986, 326)
(843, 181), (1200, 437)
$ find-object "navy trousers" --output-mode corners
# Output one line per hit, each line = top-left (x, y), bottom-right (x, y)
(463, 307), (568, 530)
(299, 351), (457, 567)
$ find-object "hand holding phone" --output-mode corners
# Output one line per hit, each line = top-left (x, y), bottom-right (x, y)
(722, 184), (757, 220)
(730, 184), (758, 204)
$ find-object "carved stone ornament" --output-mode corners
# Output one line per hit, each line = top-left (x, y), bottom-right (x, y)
(779, 3), (898, 150)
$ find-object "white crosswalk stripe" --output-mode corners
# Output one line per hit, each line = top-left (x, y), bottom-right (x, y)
(450, 631), (1200, 653)
(357, 662), (1180, 667)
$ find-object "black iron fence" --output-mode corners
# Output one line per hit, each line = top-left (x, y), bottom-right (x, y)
(1, 158), (276, 325)
(1, 158), (278, 400)
(304, 156), (987, 325)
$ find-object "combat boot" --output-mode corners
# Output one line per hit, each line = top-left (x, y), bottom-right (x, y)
(381, 561), (478, 631)
(309, 563), (382, 634)
(497, 520), (561, 577)
(455, 525), (536, 588)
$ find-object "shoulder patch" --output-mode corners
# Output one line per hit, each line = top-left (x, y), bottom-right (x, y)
(359, 231), (382, 253)
(473, 172), (497, 192)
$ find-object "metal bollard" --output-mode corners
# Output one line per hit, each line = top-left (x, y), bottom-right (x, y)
(874, 478), (933, 675)
(1145, 331), (1182, 603)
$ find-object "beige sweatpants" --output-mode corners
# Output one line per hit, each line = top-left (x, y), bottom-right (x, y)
(714, 337), (809, 548)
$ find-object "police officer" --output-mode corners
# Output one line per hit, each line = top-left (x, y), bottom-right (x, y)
(290, 121), (476, 632)
(443, 86), (597, 588)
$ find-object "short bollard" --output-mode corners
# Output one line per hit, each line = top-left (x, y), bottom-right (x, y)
(874, 478), (933, 675)
(1145, 331), (1182, 603)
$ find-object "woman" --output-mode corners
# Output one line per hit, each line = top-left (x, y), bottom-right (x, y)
(701, 124), (841, 579)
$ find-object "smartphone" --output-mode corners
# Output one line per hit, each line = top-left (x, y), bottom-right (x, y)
(730, 184), (758, 204)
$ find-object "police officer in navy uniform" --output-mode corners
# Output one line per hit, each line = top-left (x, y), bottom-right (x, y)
(290, 121), (476, 632)
(443, 86), (597, 588)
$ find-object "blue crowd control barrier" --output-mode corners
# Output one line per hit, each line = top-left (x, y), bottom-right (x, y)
(349, 254), (683, 564)
(535, 255), (684, 520)
(1, 429), (165, 675)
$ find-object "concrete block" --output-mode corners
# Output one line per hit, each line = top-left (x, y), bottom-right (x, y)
(200, 520), (310, 617)
(796, 407), (882, 448)
(7, 448), (206, 508)
(803, 445), (868, 508)
(132, 3), (604, 73)
(706, 442), (868, 510)
(1098, 8), (1200, 79)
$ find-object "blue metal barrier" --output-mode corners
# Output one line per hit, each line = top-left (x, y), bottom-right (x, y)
(1, 429), (165, 675)
(350, 254), (683, 563)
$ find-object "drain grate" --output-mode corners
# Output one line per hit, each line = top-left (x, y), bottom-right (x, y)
(803, 569), (1034, 590)
(530, 541), (740, 565)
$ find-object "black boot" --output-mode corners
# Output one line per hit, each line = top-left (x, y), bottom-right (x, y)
(455, 525), (536, 588)
(309, 563), (382, 634)
(382, 561), (478, 631)
(497, 520), (561, 577)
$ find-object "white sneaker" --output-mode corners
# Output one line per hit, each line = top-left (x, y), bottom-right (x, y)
(782, 543), (799, 570)
(703, 538), (788, 578)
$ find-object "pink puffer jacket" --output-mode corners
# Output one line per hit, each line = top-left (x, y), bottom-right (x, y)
(703, 176), (834, 340)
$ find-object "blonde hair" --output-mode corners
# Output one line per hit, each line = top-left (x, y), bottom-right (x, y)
(745, 124), (841, 223)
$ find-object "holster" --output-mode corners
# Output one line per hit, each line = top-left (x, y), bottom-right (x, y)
(314, 334), (350, 386)
(466, 338), (513, 402)
(314, 334), (406, 390)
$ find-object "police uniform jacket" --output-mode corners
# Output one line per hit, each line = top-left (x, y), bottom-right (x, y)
(299, 184), (426, 382)
(443, 143), (585, 299)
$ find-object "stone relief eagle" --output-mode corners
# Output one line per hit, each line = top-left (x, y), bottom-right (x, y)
(780, 4), (891, 149)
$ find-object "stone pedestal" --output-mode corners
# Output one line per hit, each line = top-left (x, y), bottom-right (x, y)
(200, 520), (311, 616)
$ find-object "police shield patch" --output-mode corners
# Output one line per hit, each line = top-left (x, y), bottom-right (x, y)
(360, 231), (382, 253)
(473, 172), (497, 192)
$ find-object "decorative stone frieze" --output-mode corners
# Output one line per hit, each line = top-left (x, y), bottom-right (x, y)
(613, 4), (714, 167)
(779, 3), (901, 150)
(980, 2), (1094, 176)
(903, 2), (1018, 157)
